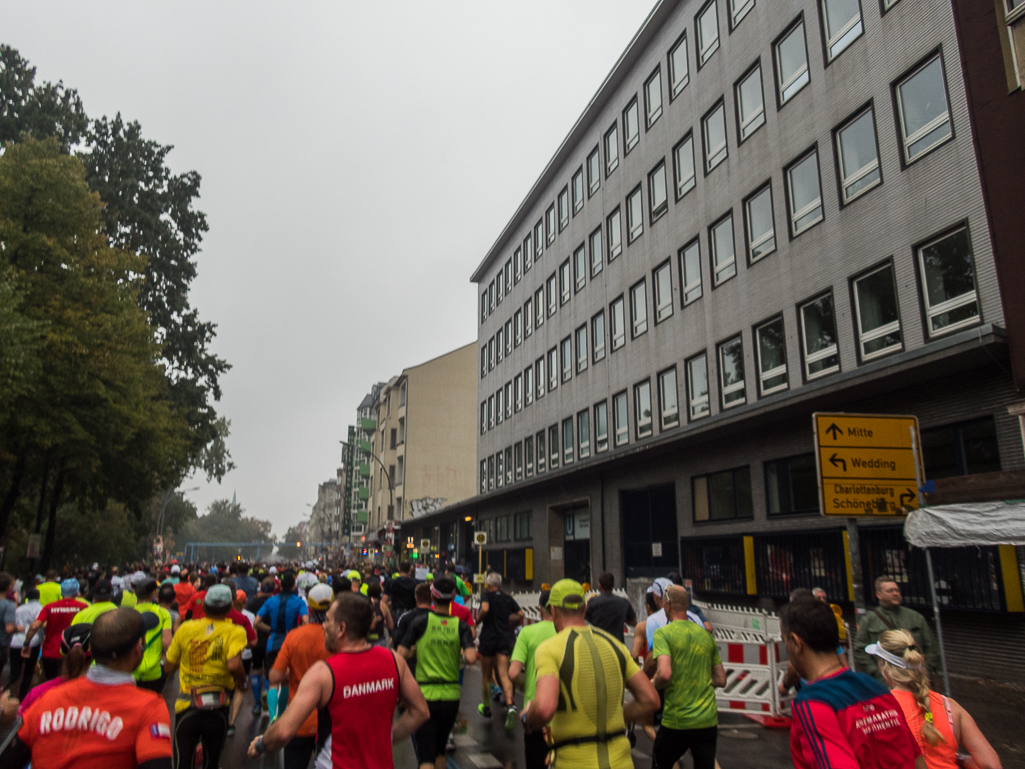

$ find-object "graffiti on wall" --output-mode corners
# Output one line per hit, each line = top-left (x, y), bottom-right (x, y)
(408, 497), (447, 518)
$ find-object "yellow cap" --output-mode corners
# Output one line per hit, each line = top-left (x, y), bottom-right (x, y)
(548, 579), (586, 609)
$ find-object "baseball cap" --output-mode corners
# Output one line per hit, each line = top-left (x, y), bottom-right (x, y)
(170, 565), (181, 575)
(547, 579), (586, 609)
(268, 566), (278, 575)
(92, 579), (113, 600)
(345, 570), (361, 582)
(308, 584), (334, 611)
(60, 578), (80, 597)
(204, 584), (233, 610)
(425, 572), (434, 580)
(61, 623), (93, 657)
(235, 589), (247, 602)
(648, 578), (673, 598)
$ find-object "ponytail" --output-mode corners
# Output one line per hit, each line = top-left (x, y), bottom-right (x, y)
(61, 646), (90, 681)
(878, 630), (944, 747)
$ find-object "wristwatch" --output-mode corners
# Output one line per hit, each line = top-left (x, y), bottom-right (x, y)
(254, 736), (266, 755)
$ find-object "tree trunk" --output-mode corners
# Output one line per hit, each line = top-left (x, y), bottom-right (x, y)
(27, 452), (51, 578)
(0, 450), (27, 546)
(40, 459), (65, 575)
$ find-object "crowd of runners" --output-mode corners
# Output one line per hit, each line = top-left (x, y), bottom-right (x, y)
(0, 559), (1004, 769)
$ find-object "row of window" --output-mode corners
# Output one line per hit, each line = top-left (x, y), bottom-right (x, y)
(481, 223), (980, 439)
(475, 511), (533, 544)
(480, 0), (916, 328)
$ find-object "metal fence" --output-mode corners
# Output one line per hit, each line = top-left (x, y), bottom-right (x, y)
(753, 529), (848, 601)
(680, 535), (748, 596)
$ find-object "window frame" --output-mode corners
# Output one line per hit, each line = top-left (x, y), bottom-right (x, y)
(589, 226), (604, 277)
(893, 51), (954, 167)
(535, 357), (545, 400)
(558, 186), (570, 231)
(562, 418), (575, 465)
(913, 223), (981, 338)
(594, 400), (609, 453)
(524, 233), (533, 273)
(546, 273), (557, 317)
(630, 278), (649, 338)
(754, 315), (789, 396)
(587, 146), (601, 196)
(613, 390), (630, 447)
(548, 424), (559, 470)
(679, 237), (703, 307)
(514, 373), (523, 412)
(514, 247), (522, 284)
(534, 220), (544, 260)
(717, 334), (747, 409)
(785, 146), (825, 238)
(592, 310), (607, 362)
(650, 259), (673, 325)
(627, 185), (644, 243)
(764, 453), (820, 516)
(692, 466), (754, 522)
(514, 309), (523, 347)
(672, 131), (696, 201)
(819, 0), (864, 63)
(575, 324), (588, 373)
(730, 0), (755, 29)
(744, 182), (776, 265)
(560, 336), (573, 383)
(658, 366), (680, 431)
(547, 347), (559, 392)
(696, 0), (721, 67)
(536, 430), (546, 474)
(610, 295), (626, 351)
(524, 436), (534, 477)
(545, 204), (557, 245)
(623, 96), (640, 154)
(572, 167), (585, 214)
(559, 259), (572, 306)
(607, 207), (623, 261)
(604, 122), (620, 177)
(524, 297), (533, 338)
(850, 259), (904, 362)
(734, 61), (766, 143)
(524, 365), (534, 406)
(577, 409), (591, 459)
(798, 290), (842, 381)
(535, 287), (545, 328)
(573, 243), (587, 293)
(710, 210), (737, 287)
(644, 66), (663, 129)
(634, 378), (653, 439)
(648, 160), (669, 223)
(773, 16), (810, 108)
(668, 31), (690, 100)
(833, 103), (883, 206)
(686, 351), (711, 421)
(702, 99), (729, 174)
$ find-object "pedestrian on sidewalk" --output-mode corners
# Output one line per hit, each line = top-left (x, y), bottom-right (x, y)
(584, 572), (636, 646)
(854, 576), (939, 684)
(651, 586), (726, 769)
(509, 590), (557, 769)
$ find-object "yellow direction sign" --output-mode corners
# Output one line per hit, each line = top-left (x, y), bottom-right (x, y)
(813, 413), (923, 517)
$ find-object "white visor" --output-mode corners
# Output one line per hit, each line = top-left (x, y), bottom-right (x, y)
(865, 643), (923, 670)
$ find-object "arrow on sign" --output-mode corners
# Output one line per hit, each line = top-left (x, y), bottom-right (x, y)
(900, 489), (916, 506)
(825, 423), (843, 441)
(829, 453), (847, 472)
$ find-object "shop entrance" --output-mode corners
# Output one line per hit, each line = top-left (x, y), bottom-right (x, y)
(548, 503), (591, 585)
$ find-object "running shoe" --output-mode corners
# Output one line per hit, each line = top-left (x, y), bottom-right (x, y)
(226, 725), (235, 738)
(504, 706), (518, 733)
(446, 733), (457, 752)
(478, 703), (491, 718)
(491, 684), (503, 702)
(251, 703), (262, 717)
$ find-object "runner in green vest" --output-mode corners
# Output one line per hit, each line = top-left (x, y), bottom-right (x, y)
(509, 590), (557, 769)
(398, 576), (476, 769)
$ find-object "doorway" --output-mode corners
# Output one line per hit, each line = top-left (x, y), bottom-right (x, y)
(560, 504), (591, 585)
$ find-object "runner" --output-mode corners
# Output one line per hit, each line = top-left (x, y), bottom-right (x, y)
(181, 573), (218, 620)
(248, 592), (430, 769)
(387, 561), (418, 622)
(650, 585), (726, 769)
(245, 577), (275, 716)
(228, 589), (256, 736)
(157, 583), (180, 633)
(523, 579), (660, 769)
(133, 578), (173, 693)
(584, 572), (636, 646)
(71, 579), (117, 625)
(22, 578), (88, 681)
(0, 574), (16, 689)
(392, 584), (433, 675)
(163, 584), (248, 769)
(254, 571), (308, 671)
(6, 609), (172, 769)
(173, 568), (194, 609)
(36, 572), (61, 606)
(509, 590), (557, 769)
(8, 587), (42, 700)
(234, 562), (260, 602)
(475, 573), (523, 730)
(366, 582), (392, 647)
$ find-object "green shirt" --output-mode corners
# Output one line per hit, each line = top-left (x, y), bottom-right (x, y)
(134, 603), (172, 681)
(120, 591), (138, 608)
(853, 604), (939, 683)
(652, 619), (721, 730)
(72, 601), (117, 625)
(403, 610), (474, 701)
(511, 620), (557, 704)
(37, 582), (62, 606)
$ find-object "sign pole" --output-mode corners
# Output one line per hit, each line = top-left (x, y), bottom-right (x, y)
(846, 517), (865, 616)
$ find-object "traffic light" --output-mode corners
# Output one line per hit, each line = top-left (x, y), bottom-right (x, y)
(296, 541), (301, 547)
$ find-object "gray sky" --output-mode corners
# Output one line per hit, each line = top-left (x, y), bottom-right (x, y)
(5, 1), (655, 536)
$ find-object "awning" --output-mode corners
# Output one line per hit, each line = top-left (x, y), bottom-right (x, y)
(904, 500), (1025, 548)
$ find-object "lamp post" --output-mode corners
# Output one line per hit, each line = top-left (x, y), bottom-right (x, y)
(155, 486), (199, 560)
(340, 440), (394, 522)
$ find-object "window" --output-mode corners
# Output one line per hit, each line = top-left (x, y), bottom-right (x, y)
(496, 327), (504, 364)
(480, 460), (487, 493)
(922, 417), (1001, 480)
(710, 212), (737, 286)
(534, 221), (544, 260)
(687, 353), (710, 419)
(731, 0), (754, 27)
(610, 296), (626, 351)
(514, 309), (523, 347)
(524, 436), (534, 477)
(653, 261), (673, 323)
(563, 418), (575, 464)
(718, 336), (746, 408)
(546, 274), (557, 316)
(480, 402), (486, 434)
(504, 260), (512, 295)
(736, 63), (765, 141)
(679, 239), (703, 306)
(835, 107), (881, 203)
(605, 122), (620, 176)
(524, 298), (533, 338)
(697, 0), (721, 65)
(800, 292), (840, 379)
(766, 455), (819, 515)
(786, 149), (823, 236)
(495, 387), (503, 424)
(820, 0), (863, 61)
(607, 208), (623, 260)
(623, 97), (640, 154)
(505, 447), (513, 486)
(495, 515), (509, 541)
(535, 287), (545, 327)
(514, 374), (523, 412)
(487, 455), (494, 490)
(658, 367), (680, 430)
(896, 55), (953, 163)
(524, 232), (534, 272)
(514, 443), (523, 481)
(613, 391), (629, 447)
(559, 260), (571, 305)
(488, 338), (495, 371)
(702, 101), (728, 172)
(489, 281), (495, 312)
(635, 380), (653, 439)
(480, 347), (487, 379)
(645, 68), (663, 127)
(536, 430), (546, 473)
(505, 320), (512, 356)
(548, 347), (558, 391)
(669, 33), (690, 99)
(572, 168), (584, 214)
(775, 19), (810, 105)
(525, 365), (534, 406)
(481, 292), (488, 324)
(575, 325), (588, 373)
(548, 425), (559, 469)
(545, 204), (556, 245)
(853, 262), (902, 359)
(495, 452), (503, 488)
(398, 417), (405, 443)
(917, 227), (979, 336)
(649, 161), (668, 222)
(572, 245), (586, 292)
(558, 186), (569, 231)
(745, 184), (776, 262)
(535, 357), (545, 399)
(397, 456), (405, 485)
(587, 146), (601, 195)
(627, 186), (644, 242)
(577, 410), (591, 458)
(755, 316), (788, 395)
(693, 467), (754, 521)
(631, 280), (648, 337)
(673, 133), (696, 200)
(594, 401), (609, 452)
(589, 227), (603, 277)
(496, 270), (503, 305)
(561, 337), (572, 382)
(514, 247), (522, 284)
(505, 381), (512, 419)
(592, 311), (607, 362)
(488, 394), (495, 429)
(515, 510), (532, 540)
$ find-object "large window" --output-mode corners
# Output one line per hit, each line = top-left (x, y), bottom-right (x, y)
(613, 391), (629, 446)
(627, 186), (644, 242)
(534, 220), (544, 260)
(649, 161), (668, 222)
(608, 208), (623, 260)
(702, 100), (728, 172)
(524, 436), (534, 477)
(835, 107), (881, 204)
(524, 298), (533, 338)
(589, 227), (603, 277)
(548, 425), (559, 469)
(736, 63), (765, 141)
(535, 357), (545, 399)
(820, 0), (863, 61)
(535, 287), (545, 328)
(588, 146), (601, 195)
(658, 367), (680, 430)
(687, 353), (710, 420)
(604, 122), (620, 176)
(853, 262), (902, 360)
(635, 380), (653, 439)
(624, 98), (640, 154)
(645, 68), (663, 127)
(561, 337), (572, 383)
(755, 316), (788, 395)
(653, 261), (674, 323)
(718, 335), (746, 408)
(765, 454), (818, 515)
(524, 365), (534, 406)
(610, 296), (626, 351)
(578, 409), (591, 459)
(896, 55), (953, 163)
(922, 417), (1001, 480)
(694, 466), (753, 521)
(515, 511), (532, 540)
(730, 0), (754, 27)
(697, 0), (721, 65)
(559, 260), (571, 305)
(592, 311), (607, 362)
(575, 325), (588, 373)
(800, 292), (840, 379)
(562, 418), (575, 464)
(669, 32), (689, 98)
(916, 226), (979, 336)
(558, 186), (569, 231)
(680, 239), (702, 305)
(710, 212), (736, 286)
(536, 430), (546, 474)
(786, 149), (823, 236)
(546, 274), (557, 316)
(745, 184), (776, 263)
(524, 232), (533, 272)
(546, 204), (556, 245)
(573, 244), (586, 292)
(775, 19), (809, 105)
(594, 401), (609, 453)
(572, 168), (584, 214)
(548, 347), (558, 392)
(630, 280), (648, 338)
(673, 133), (696, 199)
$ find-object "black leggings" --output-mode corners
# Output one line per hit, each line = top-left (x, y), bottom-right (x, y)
(173, 706), (229, 769)
(652, 725), (718, 769)
(284, 735), (317, 769)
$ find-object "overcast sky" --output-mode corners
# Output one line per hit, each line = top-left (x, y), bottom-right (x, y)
(5, 1), (656, 537)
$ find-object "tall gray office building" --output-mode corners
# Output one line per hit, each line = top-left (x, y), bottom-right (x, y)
(411, 0), (1025, 680)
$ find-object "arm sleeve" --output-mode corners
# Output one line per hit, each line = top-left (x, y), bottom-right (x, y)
(165, 630), (182, 665)
(458, 621), (474, 650)
(651, 627), (669, 659)
(790, 700), (861, 769)
(226, 626), (248, 660)
(297, 601), (308, 618)
(36, 604), (50, 624)
(400, 613), (429, 649)
(134, 697), (174, 766)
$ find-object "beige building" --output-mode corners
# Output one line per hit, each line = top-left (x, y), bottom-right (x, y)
(308, 470), (343, 549)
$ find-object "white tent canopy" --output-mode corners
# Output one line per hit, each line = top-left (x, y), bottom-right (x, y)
(904, 500), (1025, 548)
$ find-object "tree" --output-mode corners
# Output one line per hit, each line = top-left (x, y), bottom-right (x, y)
(179, 498), (273, 562)
(0, 45), (88, 152)
(277, 524), (307, 562)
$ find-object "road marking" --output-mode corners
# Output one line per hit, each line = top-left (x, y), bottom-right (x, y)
(466, 753), (503, 769)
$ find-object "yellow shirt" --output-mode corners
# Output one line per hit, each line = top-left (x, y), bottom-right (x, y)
(72, 602), (117, 625)
(120, 591), (138, 608)
(534, 625), (639, 769)
(165, 617), (247, 713)
(37, 582), (61, 606)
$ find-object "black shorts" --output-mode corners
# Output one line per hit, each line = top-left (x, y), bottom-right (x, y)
(251, 643), (266, 671)
(415, 700), (460, 763)
(653, 725), (717, 769)
(265, 648), (280, 671)
(478, 635), (512, 658)
(242, 657), (253, 676)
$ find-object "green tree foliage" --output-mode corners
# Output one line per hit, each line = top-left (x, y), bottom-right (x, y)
(277, 524), (307, 562)
(0, 46), (87, 152)
(179, 498), (273, 562)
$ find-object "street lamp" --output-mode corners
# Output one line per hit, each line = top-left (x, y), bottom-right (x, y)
(340, 440), (394, 522)
(155, 486), (199, 560)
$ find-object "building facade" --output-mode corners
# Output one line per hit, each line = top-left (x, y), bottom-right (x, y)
(308, 472), (343, 550)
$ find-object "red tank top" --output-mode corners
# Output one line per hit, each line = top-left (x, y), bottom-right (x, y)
(322, 646), (400, 769)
